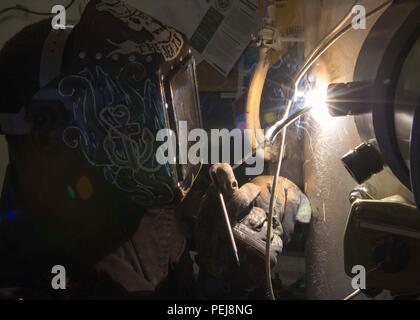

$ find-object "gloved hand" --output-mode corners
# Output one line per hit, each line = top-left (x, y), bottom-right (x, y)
(195, 163), (311, 292)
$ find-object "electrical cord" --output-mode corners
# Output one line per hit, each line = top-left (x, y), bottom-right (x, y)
(344, 289), (362, 300)
(296, 0), (393, 86)
(265, 107), (312, 144)
(343, 262), (385, 300)
(0, 0), (76, 17)
(301, 0), (359, 77)
(265, 100), (291, 300)
(264, 0), (393, 300)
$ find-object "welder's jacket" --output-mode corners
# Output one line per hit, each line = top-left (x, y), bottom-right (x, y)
(0, 164), (309, 299)
(0, 166), (194, 299)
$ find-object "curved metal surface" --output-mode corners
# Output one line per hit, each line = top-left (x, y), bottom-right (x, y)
(395, 36), (420, 170)
(354, 0), (420, 189)
(410, 100), (420, 210)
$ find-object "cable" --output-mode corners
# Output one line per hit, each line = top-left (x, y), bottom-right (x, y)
(264, 0), (393, 300)
(263, 105), (314, 300)
(344, 289), (362, 300)
(265, 99), (292, 300)
(301, 0), (358, 76)
(0, 0), (76, 17)
(232, 107), (311, 172)
(343, 262), (385, 300)
(265, 107), (312, 144)
(295, 0), (392, 87)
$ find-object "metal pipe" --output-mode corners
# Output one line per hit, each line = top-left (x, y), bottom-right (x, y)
(244, 0), (276, 160)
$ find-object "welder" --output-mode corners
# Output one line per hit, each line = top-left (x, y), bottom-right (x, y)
(0, 0), (309, 299)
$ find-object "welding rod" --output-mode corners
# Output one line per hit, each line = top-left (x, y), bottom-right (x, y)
(211, 174), (241, 267)
(217, 191), (241, 267)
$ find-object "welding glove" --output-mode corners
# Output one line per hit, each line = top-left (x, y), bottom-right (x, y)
(195, 163), (311, 291)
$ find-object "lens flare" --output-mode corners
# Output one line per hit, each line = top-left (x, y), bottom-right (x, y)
(76, 176), (94, 201)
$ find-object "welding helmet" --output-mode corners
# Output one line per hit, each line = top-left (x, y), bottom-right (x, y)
(0, 0), (203, 207)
